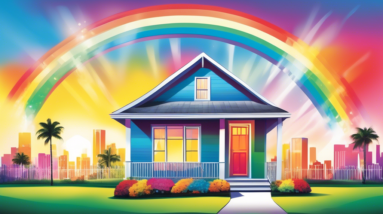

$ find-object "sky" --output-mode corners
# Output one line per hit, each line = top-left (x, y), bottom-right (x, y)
(0, 0), (382, 164)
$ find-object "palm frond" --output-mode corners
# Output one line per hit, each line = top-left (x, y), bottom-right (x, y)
(350, 127), (379, 150)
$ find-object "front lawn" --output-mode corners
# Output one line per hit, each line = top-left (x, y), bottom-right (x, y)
(272, 185), (383, 214)
(0, 186), (230, 214)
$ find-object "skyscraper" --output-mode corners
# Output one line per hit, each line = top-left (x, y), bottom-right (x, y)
(334, 144), (358, 169)
(107, 143), (117, 155)
(93, 130), (105, 167)
(117, 148), (126, 167)
(291, 138), (308, 178)
(52, 144), (57, 158)
(68, 161), (75, 178)
(1, 154), (12, 167)
(282, 144), (290, 179)
(59, 155), (68, 179)
(19, 132), (31, 160)
(81, 153), (90, 176)
(76, 157), (81, 170)
(310, 147), (316, 165)
(11, 147), (18, 159)
(63, 150), (69, 158)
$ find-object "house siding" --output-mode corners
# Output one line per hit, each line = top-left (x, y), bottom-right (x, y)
(153, 68), (251, 102)
(130, 120), (219, 163)
(252, 120), (266, 179)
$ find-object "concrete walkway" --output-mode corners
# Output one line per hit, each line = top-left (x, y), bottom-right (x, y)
(218, 192), (287, 214)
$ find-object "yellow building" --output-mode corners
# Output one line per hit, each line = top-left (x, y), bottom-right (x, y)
(93, 130), (105, 167)
(52, 144), (57, 158)
(107, 143), (117, 155)
(63, 150), (69, 157)
(117, 148), (125, 167)
(282, 144), (290, 179)
(18, 132), (31, 160)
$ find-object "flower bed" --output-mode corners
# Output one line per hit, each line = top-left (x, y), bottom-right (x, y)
(114, 178), (230, 198)
(271, 179), (311, 194)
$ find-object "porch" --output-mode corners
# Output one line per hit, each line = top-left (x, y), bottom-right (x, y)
(123, 118), (286, 180)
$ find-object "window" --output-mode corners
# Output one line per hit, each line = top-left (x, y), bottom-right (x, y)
(186, 128), (199, 162)
(167, 126), (184, 162)
(153, 128), (165, 162)
(153, 126), (200, 162)
(195, 77), (210, 100)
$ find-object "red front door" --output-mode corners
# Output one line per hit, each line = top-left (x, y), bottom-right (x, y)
(230, 126), (249, 176)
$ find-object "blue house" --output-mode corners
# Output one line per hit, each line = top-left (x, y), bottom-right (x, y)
(111, 53), (289, 191)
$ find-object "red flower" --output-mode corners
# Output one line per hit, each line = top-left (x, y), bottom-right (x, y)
(147, 178), (175, 191)
(292, 179), (311, 193)
(114, 180), (138, 197)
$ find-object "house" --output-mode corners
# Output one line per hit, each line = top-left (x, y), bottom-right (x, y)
(111, 53), (290, 191)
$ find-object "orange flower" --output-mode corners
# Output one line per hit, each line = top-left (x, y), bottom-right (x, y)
(208, 179), (230, 192)
(171, 178), (193, 193)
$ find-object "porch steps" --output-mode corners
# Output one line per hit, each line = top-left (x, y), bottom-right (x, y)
(227, 179), (271, 192)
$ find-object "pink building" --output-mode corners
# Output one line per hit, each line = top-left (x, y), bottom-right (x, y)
(2, 154), (12, 167)
(11, 147), (18, 159)
(334, 144), (359, 169)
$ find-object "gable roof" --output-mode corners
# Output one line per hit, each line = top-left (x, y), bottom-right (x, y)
(111, 53), (290, 119)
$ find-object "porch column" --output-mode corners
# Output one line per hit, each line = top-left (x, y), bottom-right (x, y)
(125, 119), (131, 179)
(276, 118), (283, 180)
(219, 119), (225, 179)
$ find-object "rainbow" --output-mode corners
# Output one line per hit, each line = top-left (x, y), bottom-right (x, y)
(7, 4), (362, 129)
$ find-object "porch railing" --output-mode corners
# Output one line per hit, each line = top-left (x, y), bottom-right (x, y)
(130, 162), (219, 179)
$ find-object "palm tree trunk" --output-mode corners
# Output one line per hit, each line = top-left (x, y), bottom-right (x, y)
(50, 139), (53, 186)
(363, 143), (367, 184)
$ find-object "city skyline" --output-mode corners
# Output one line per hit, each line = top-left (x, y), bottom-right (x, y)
(0, 129), (125, 169)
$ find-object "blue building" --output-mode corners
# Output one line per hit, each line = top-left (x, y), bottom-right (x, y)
(111, 53), (289, 190)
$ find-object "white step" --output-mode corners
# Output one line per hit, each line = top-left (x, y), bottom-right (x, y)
(230, 187), (271, 192)
(226, 179), (270, 182)
(229, 182), (270, 187)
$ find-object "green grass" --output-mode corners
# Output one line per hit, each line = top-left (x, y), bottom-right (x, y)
(0, 186), (230, 214)
(272, 186), (383, 214)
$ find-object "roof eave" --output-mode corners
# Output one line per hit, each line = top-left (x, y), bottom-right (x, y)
(110, 112), (291, 119)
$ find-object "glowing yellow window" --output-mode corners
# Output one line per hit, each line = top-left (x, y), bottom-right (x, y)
(167, 126), (183, 162)
(196, 78), (209, 100)
(153, 128), (165, 162)
(186, 128), (199, 162)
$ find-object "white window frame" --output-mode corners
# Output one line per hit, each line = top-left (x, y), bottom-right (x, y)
(151, 125), (201, 162)
(194, 77), (210, 101)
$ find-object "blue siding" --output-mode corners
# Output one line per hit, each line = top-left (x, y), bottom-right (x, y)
(154, 68), (250, 102)
(130, 120), (219, 163)
(131, 121), (152, 162)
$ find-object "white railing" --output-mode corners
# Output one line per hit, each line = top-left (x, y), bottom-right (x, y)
(266, 162), (277, 182)
(131, 162), (219, 179)
(265, 162), (383, 182)
(0, 167), (125, 182)
(283, 167), (383, 181)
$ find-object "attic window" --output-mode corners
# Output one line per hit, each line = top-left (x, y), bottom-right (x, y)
(195, 77), (210, 100)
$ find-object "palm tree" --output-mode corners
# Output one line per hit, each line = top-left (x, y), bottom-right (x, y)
(36, 118), (64, 186)
(98, 148), (120, 178)
(12, 153), (31, 179)
(351, 127), (379, 184)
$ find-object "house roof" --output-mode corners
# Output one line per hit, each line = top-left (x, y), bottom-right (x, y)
(111, 53), (290, 119)
(111, 101), (289, 119)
